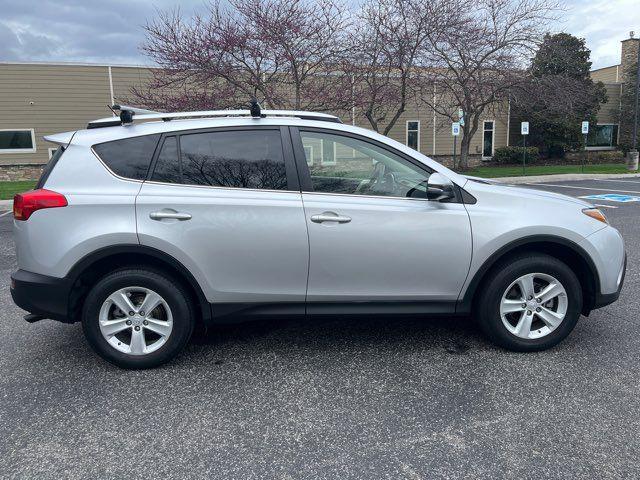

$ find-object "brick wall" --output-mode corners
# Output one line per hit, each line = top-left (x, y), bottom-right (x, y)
(0, 165), (43, 181)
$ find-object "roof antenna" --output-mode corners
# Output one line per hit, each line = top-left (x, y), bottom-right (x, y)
(249, 98), (264, 118)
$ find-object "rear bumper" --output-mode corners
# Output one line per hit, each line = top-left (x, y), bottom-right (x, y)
(10, 270), (72, 323)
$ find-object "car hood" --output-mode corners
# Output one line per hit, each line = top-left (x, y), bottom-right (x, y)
(464, 176), (592, 208)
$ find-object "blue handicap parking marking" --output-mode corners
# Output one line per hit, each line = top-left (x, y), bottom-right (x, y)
(580, 193), (640, 203)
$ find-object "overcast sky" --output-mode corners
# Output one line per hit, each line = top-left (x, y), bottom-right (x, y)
(0, 0), (638, 69)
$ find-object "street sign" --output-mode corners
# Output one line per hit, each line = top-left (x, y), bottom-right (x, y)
(521, 122), (529, 135)
(582, 121), (589, 135)
(452, 122), (460, 136)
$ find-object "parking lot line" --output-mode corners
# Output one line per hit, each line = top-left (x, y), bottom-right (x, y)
(527, 183), (640, 194)
(588, 179), (640, 185)
(0, 210), (11, 218)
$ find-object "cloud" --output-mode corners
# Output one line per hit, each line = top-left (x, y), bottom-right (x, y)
(0, 0), (205, 64)
(0, 0), (637, 68)
(560, 0), (640, 68)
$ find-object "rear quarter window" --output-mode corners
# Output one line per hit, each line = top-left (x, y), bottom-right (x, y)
(93, 134), (160, 180)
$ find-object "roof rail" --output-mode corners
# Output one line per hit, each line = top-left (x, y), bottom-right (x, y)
(87, 107), (342, 129)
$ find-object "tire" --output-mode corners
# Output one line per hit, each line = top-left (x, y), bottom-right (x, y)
(476, 253), (583, 352)
(82, 268), (195, 369)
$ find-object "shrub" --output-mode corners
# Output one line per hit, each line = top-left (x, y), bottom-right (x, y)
(494, 146), (540, 165)
(597, 150), (624, 163)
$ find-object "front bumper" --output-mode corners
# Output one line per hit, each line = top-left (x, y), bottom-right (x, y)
(593, 253), (626, 309)
(10, 270), (72, 323)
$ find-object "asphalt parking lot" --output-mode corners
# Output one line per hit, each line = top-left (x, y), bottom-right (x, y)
(1, 177), (639, 479)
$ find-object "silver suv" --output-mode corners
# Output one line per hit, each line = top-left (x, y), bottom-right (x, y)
(11, 106), (626, 369)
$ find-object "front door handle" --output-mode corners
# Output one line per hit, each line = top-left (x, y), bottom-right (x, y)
(150, 210), (192, 221)
(310, 212), (351, 224)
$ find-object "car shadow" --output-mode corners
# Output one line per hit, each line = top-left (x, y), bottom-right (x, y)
(187, 314), (486, 356)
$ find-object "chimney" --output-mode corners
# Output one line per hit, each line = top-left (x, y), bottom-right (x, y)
(621, 32), (640, 83)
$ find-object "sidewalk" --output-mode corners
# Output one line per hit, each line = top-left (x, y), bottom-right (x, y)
(485, 172), (640, 184)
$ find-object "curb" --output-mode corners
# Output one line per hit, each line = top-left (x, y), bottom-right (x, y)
(486, 172), (640, 184)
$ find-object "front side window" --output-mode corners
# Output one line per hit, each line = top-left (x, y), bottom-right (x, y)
(300, 131), (431, 198)
(0, 129), (36, 153)
(93, 134), (160, 180)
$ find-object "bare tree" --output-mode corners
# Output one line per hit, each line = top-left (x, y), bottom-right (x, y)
(348, 0), (461, 135)
(419, 0), (558, 169)
(134, 0), (352, 112)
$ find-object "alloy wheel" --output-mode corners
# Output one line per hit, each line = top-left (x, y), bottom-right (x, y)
(98, 286), (173, 355)
(499, 272), (568, 340)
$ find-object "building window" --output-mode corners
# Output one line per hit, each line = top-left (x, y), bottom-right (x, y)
(303, 145), (314, 165)
(483, 121), (495, 158)
(0, 129), (36, 153)
(320, 139), (337, 166)
(587, 124), (619, 149)
(406, 121), (420, 151)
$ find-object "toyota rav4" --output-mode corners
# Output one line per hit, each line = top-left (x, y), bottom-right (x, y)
(10, 106), (626, 369)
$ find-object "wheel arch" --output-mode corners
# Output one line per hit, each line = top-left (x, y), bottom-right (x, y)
(459, 235), (600, 315)
(66, 244), (212, 325)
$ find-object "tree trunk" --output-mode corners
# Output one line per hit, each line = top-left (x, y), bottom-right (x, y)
(459, 134), (471, 170)
(459, 114), (481, 170)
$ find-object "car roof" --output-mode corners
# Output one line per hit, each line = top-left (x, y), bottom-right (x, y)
(65, 116), (467, 186)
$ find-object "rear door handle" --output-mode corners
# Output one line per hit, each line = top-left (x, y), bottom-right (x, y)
(149, 210), (192, 221)
(310, 212), (351, 224)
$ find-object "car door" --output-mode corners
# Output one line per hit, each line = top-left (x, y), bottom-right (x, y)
(290, 127), (472, 313)
(136, 126), (309, 314)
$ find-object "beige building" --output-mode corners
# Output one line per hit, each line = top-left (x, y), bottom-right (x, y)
(589, 34), (640, 149)
(0, 61), (509, 179)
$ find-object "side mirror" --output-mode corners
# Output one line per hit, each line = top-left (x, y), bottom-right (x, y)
(427, 173), (455, 201)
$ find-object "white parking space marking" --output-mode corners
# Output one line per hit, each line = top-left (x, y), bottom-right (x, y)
(0, 210), (11, 218)
(527, 183), (640, 194)
(587, 179), (640, 185)
(593, 204), (618, 209)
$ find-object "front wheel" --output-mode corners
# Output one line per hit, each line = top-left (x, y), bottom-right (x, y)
(82, 268), (195, 369)
(477, 254), (583, 352)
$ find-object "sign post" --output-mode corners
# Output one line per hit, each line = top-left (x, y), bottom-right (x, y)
(452, 122), (460, 169)
(521, 122), (529, 175)
(581, 121), (589, 173)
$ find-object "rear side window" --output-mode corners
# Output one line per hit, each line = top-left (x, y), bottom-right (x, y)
(36, 146), (65, 189)
(93, 134), (160, 180)
(152, 130), (288, 190)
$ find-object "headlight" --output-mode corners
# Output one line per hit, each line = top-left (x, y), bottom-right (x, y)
(582, 208), (608, 224)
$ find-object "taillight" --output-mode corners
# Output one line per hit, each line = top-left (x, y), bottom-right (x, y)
(13, 189), (68, 221)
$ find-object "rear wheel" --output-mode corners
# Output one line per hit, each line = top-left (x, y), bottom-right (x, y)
(82, 268), (194, 369)
(477, 254), (583, 351)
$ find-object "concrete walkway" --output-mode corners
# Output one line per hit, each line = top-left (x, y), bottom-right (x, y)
(486, 172), (640, 184)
